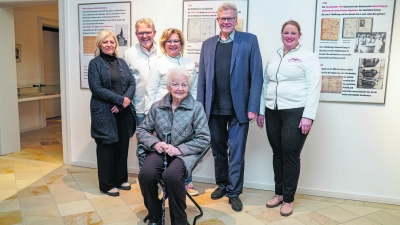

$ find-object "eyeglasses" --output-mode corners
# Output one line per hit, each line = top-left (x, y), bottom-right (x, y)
(218, 17), (236, 23)
(171, 82), (188, 89)
(136, 31), (153, 36)
(166, 40), (181, 45)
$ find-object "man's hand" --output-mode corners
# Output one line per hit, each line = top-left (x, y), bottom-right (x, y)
(248, 112), (258, 120)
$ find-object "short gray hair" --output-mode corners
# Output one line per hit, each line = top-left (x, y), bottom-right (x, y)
(165, 67), (192, 88)
(217, 2), (238, 17)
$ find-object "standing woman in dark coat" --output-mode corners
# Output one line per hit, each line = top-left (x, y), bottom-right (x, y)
(88, 30), (136, 197)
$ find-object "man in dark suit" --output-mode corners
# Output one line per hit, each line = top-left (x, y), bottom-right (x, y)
(197, 2), (263, 212)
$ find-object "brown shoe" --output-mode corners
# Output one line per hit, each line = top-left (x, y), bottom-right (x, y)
(280, 202), (293, 216)
(266, 195), (283, 208)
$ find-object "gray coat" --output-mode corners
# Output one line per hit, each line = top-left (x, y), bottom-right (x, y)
(88, 56), (136, 144)
(136, 93), (211, 174)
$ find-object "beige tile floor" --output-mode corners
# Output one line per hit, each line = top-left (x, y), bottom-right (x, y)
(1, 118), (400, 225)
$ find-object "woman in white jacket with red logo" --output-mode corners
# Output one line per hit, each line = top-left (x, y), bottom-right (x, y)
(257, 20), (322, 217)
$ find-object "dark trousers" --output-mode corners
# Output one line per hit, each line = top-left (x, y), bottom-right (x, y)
(208, 114), (249, 197)
(138, 153), (187, 225)
(96, 109), (130, 192)
(265, 107), (308, 203)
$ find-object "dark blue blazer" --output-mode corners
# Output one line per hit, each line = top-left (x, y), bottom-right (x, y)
(197, 31), (263, 123)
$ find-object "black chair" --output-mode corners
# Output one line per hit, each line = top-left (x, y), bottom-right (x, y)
(143, 144), (211, 225)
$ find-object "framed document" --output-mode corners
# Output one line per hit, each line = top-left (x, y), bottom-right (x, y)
(342, 17), (373, 38)
(321, 18), (340, 41)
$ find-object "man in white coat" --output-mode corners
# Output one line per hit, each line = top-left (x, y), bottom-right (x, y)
(124, 18), (158, 126)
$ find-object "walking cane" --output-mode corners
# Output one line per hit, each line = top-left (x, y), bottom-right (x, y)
(161, 131), (171, 225)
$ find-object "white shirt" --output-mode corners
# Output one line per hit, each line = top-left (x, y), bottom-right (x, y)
(123, 42), (159, 114)
(259, 45), (322, 120)
(145, 54), (197, 114)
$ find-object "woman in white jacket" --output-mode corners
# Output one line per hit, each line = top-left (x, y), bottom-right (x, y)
(145, 28), (197, 113)
(257, 20), (321, 216)
(144, 28), (199, 196)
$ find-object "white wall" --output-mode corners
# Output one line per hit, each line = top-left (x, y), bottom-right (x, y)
(0, 6), (21, 155)
(61, 0), (400, 204)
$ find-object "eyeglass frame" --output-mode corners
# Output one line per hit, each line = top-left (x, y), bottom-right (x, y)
(217, 17), (237, 23)
(165, 39), (181, 45)
(135, 31), (154, 36)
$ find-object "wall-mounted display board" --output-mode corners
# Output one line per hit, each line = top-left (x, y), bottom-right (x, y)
(182, 0), (248, 66)
(78, 2), (131, 89)
(314, 0), (396, 103)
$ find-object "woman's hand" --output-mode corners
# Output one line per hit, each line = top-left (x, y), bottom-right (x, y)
(111, 105), (119, 113)
(298, 118), (313, 134)
(257, 115), (265, 128)
(164, 144), (182, 157)
(122, 97), (131, 108)
(153, 142), (168, 154)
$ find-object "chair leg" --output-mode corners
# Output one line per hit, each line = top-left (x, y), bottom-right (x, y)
(187, 191), (203, 225)
(144, 214), (149, 222)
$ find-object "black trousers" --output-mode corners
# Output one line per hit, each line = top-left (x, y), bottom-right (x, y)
(208, 114), (249, 197)
(265, 107), (308, 203)
(138, 153), (187, 225)
(96, 109), (130, 192)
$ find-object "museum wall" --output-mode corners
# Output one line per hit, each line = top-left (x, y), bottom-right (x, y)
(61, 0), (400, 204)
(0, 6), (20, 155)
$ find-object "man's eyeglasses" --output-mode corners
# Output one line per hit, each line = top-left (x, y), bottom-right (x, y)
(136, 31), (153, 36)
(218, 17), (236, 23)
(166, 40), (181, 45)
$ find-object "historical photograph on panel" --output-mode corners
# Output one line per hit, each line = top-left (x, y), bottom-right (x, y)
(187, 19), (216, 42)
(321, 76), (343, 93)
(342, 17), (373, 38)
(115, 24), (128, 46)
(354, 32), (386, 53)
(320, 18), (340, 41)
(357, 58), (385, 89)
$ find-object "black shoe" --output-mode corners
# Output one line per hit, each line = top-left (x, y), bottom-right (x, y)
(104, 188), (119, 197)
(211, 188), (226, 200)
(148, 223), (159, 225)
(118, 182), (131, 190)
(229, 197), (243, 212)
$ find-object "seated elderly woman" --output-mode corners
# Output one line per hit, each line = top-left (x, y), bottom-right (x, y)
(137, 66), (211, 225)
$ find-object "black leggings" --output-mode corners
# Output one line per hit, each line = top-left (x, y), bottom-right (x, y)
(265, 107), (308, 203)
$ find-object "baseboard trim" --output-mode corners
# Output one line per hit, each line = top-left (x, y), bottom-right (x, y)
(71, 160), (400, 205)
(20, 126), (41, 133)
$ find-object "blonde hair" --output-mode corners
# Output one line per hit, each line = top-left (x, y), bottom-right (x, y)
(165, 66), (192, 88)
(94, 30), (119, 57)
(159, 28), (185, 55)
(135, 18), (155, 32)
(217, 3), (238, 17)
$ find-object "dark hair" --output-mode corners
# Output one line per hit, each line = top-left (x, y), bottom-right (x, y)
(281, 20), (301, 34)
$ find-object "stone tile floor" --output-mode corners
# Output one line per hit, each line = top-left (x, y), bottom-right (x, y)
(0, 118), (399, 224)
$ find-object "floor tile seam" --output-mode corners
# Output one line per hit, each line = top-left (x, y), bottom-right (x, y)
(335, 203), (383, 217)
(2, 156), (61, 166)
(382, 208), (400, 218)
(359, 214), (386, 224)
(315, 206), (362, 224)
